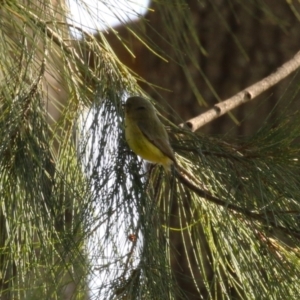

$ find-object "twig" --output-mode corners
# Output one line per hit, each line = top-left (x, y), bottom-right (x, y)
(181, 51), (300, 132)
(175, 168), (300, 239)
(14, 3), (100, 84)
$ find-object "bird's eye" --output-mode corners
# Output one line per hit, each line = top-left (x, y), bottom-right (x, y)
(137, 106), (146, 110)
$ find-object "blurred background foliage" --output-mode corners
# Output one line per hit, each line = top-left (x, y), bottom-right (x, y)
(1, 0), (300, 299)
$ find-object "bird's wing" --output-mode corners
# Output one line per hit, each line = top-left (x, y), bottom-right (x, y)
(137, 121), (176, 163)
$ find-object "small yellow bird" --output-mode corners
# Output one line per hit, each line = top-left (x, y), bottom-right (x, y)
(125, 96), (176, 172)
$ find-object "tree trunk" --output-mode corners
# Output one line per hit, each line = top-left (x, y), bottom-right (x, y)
(104, 0), (300, 136)
(103, 1), (300, 298)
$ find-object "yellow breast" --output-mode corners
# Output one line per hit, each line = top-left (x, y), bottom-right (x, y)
(125, 119), (172, 167)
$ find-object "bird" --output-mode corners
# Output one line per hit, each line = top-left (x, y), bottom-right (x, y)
(124, 96), (176, 172)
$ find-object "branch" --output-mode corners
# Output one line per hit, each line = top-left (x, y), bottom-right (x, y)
(181, 51), (300, 132)
(175, 168), (300, 239)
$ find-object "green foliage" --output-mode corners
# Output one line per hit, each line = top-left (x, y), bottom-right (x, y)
(1, 0), (300, 299)
(0, 0), (138, 298)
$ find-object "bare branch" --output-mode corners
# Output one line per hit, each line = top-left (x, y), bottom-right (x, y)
(181, 51), (300, 132)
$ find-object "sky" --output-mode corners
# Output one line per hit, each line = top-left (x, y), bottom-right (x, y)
(68, 1), (150, 298)
(69, 0), (150, 33)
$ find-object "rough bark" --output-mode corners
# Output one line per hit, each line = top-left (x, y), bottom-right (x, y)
(103, 1), (300, 298)
(104, 0), (300, 136)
